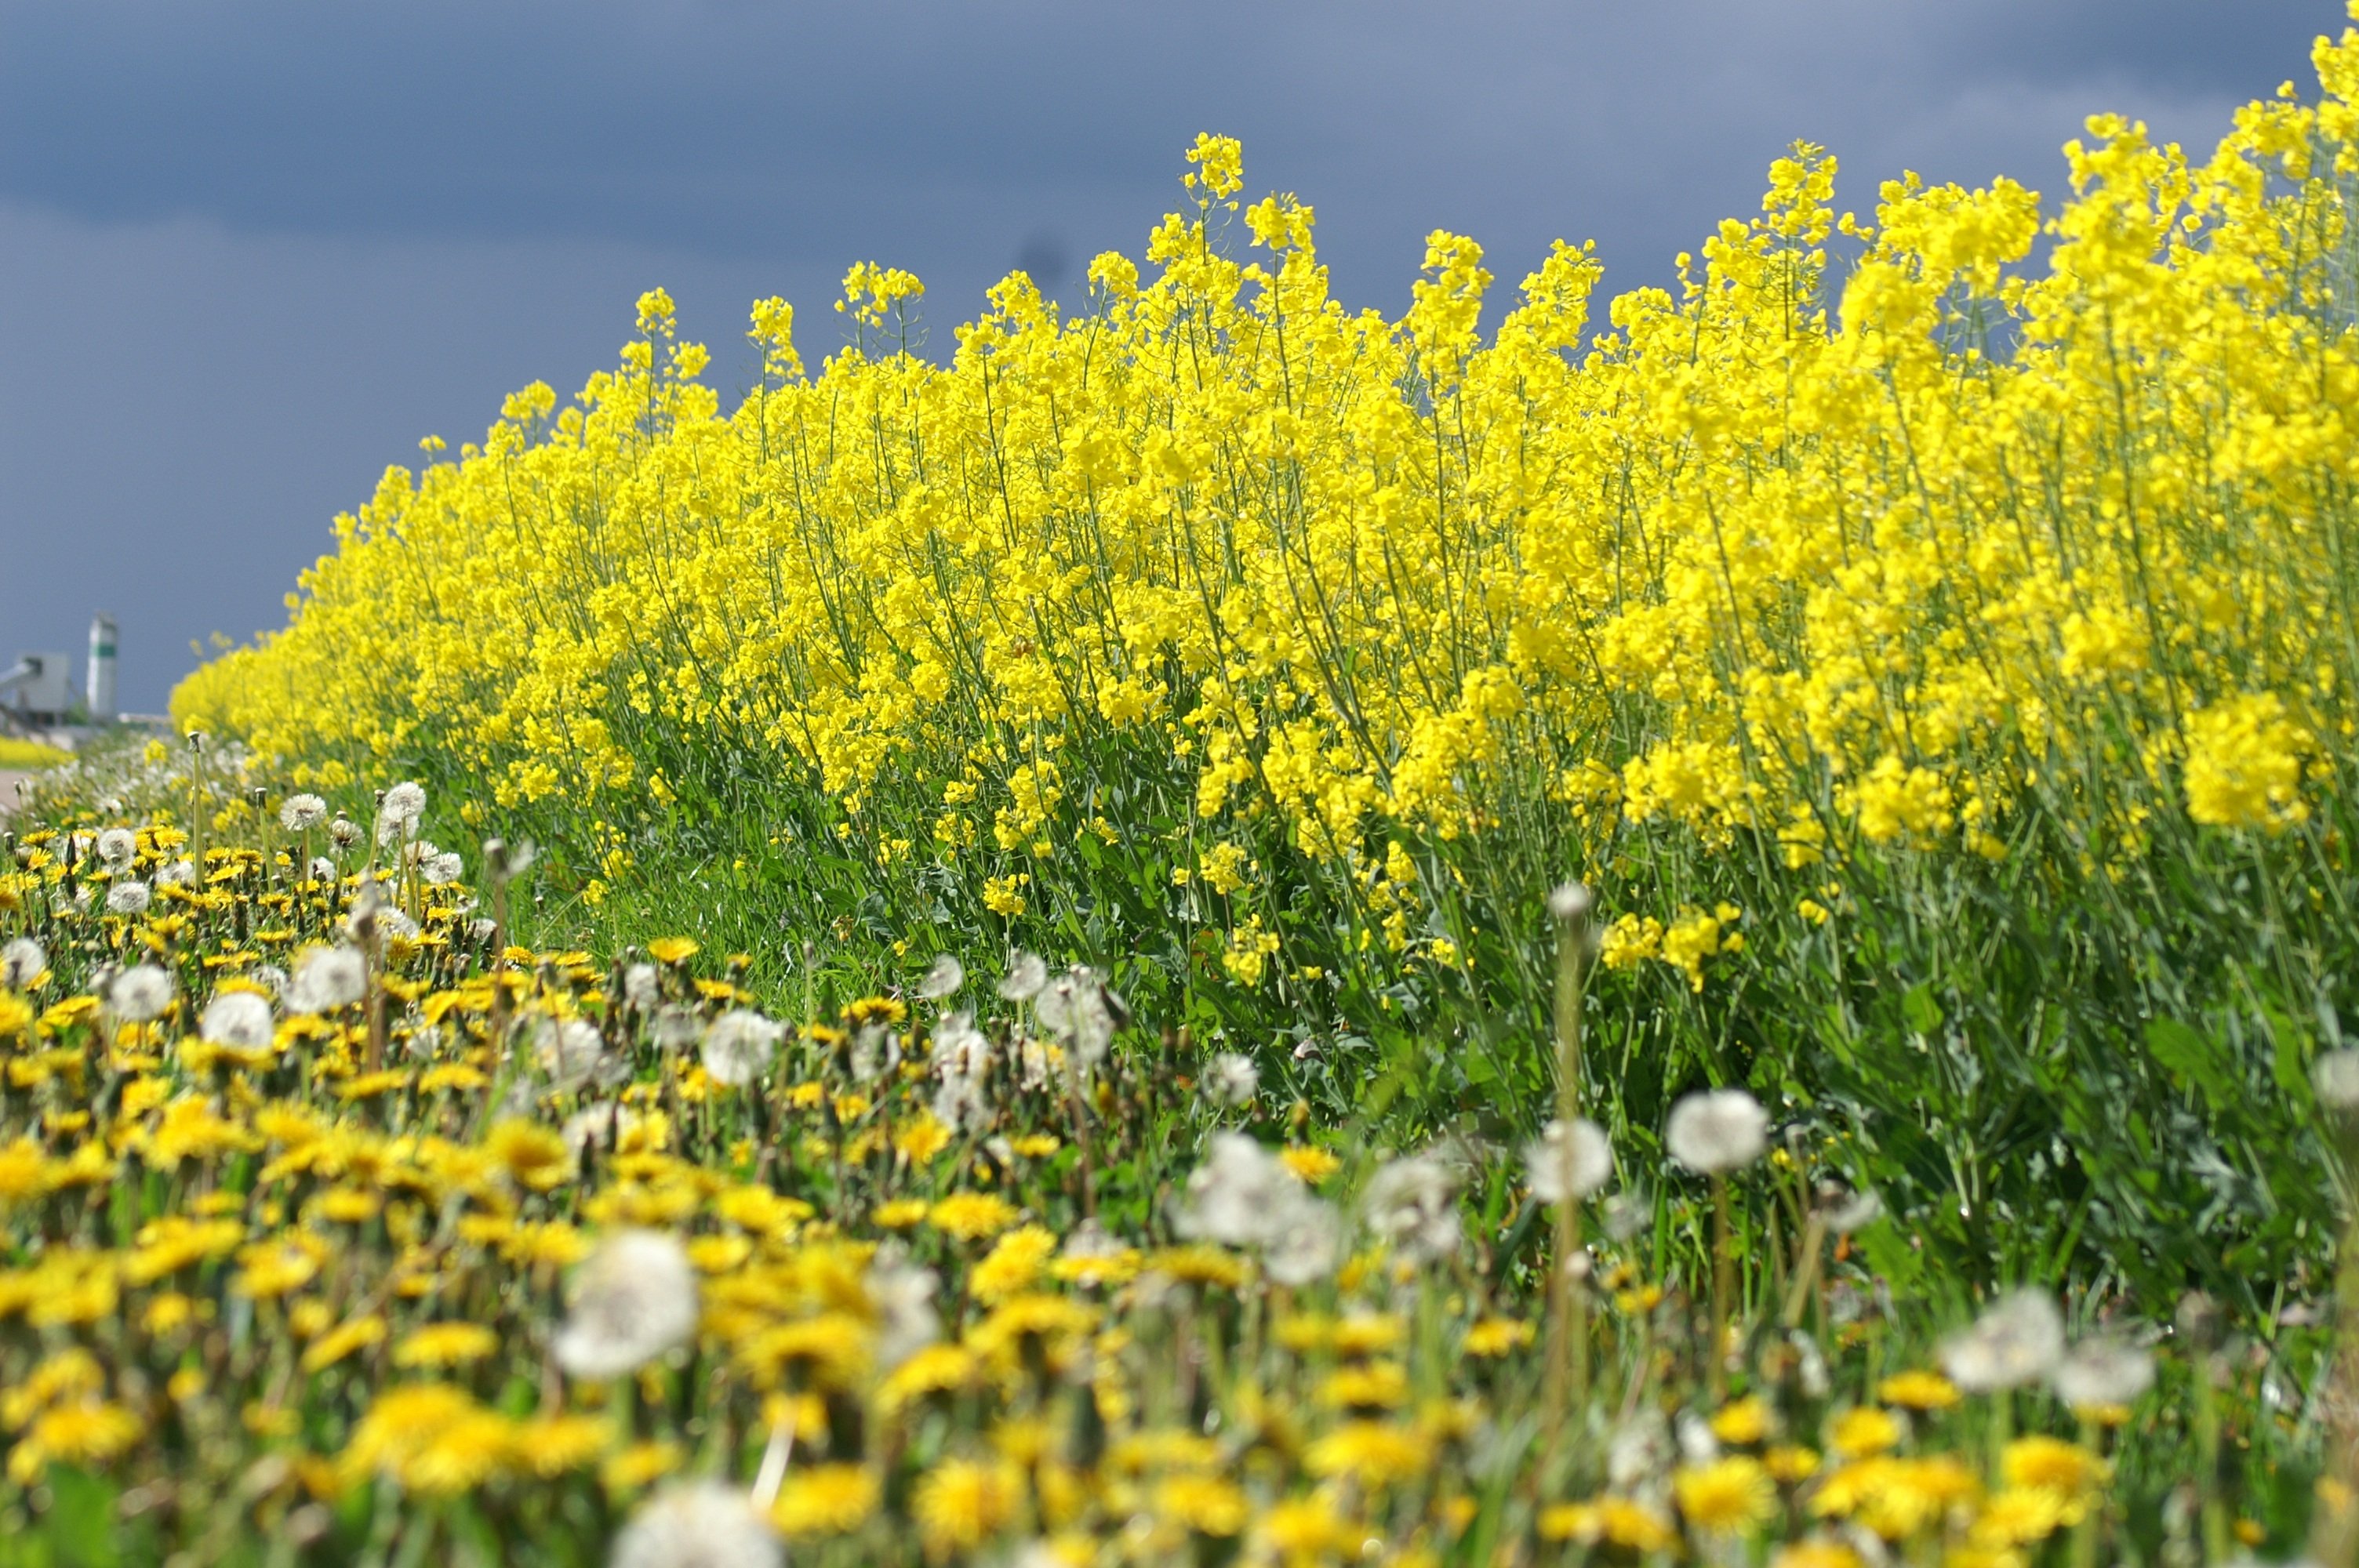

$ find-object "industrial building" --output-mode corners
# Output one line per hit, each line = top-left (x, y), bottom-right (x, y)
(0, 613), (122, 737)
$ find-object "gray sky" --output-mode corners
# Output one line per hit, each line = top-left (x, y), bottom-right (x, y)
(1, 0), (2342, 712)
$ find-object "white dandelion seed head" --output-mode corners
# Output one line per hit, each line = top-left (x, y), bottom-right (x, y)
(249, 964), (289, 1000)
(279, 793), (328, 833)
(1547, 881), (1594, 924)
(1363, 1149), (1463, 1265)
(286, 946), (368, 1014)
(930, 1012), (996, 1134)
(328, 815), (362, 848)
(562, 1102), (642, 1162)
(915, 953), (964, 1000)
(555, 1229), (699, 1381)
(1, 938), (47, 989)
(1036, 965), (1115, 1065)
(154, 858), (195, 889)
(1676, 1410), (1721, 1465)
(1524, 1117), (1613, 1205)
(849, 1023), (901, 1085)
(109, 964), (174, 1022)
(700, 1009), (783, 1088)
(866, 1250), (942, 1372)
(609, 1479), (782, 1568)
(997, 951), (1049, 1002)
(1261, 1194), (1345, 1287)
(310, 857), (339, 882)
(651, 1005), (703, 1053)
(106, 880), (152, 916)
(536, 1017), (612, 1092)
(95, 828), (137, 871)
(2050, 1335), (2157, 1410)
(1820, 1186), (1884, 1234)
(2315, 1048), (2359, 1113)
(1205, 1051), (1260, 1109)
(623, 964), (660, 1011)
(1016, 1035), (1053, 1094)
(1940, 1288), (2065, 1393)
(424, 851), (464, 885)
(199, 991), (275, 1051)
(1601, 1189), (1652, 1243)
(1665, 1088), (1769, 1175)
(380, 779), (427, 826)
(1606, 1407), (1673, 1491)
(1176, 1134), (1303, 1248)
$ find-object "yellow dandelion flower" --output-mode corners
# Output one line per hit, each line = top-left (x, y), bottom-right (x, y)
(1536, 1497), (1680, 1551)
(1674, 1455), (1776, 1533)
(1462, 1317), (1535, 1357)
(1710, 1394), (1772, 1446)
(912, 1457), (1023, 1559)
(1877, 1368), (1962, 1410)
(971, 1225), (1058, 1302)
(1304, 1421), (1430, 1489)
(393, 1321), (500, 1369)
(1157, 1473), (1249, 1536)
(927, 1192), (1020, 1240)
(1973, 1485), (2073, 1546)
(772, 1463), (880, 1537)
(511, 1414), (609, 1478)
(2001, 1435), (2105, 1501)
(1828, 1405), (1903, 1457)
(602, 1440), (683, 1493)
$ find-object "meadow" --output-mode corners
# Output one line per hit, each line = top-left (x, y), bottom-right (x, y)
(5, 9), (2359, 1562)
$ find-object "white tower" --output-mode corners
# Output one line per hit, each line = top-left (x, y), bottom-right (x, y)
(86, 613), (117, 722)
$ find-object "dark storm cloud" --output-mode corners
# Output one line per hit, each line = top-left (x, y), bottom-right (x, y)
(4, 2), (2339, 271)
(0, 0), (2348, 710)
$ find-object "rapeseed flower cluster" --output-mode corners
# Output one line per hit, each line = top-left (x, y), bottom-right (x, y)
(155, 20), (2359, 1302)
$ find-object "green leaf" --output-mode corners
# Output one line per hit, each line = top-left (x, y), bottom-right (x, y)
(1901, 983), (1943, 1036)
(2145, 1016), (2234, 1107)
